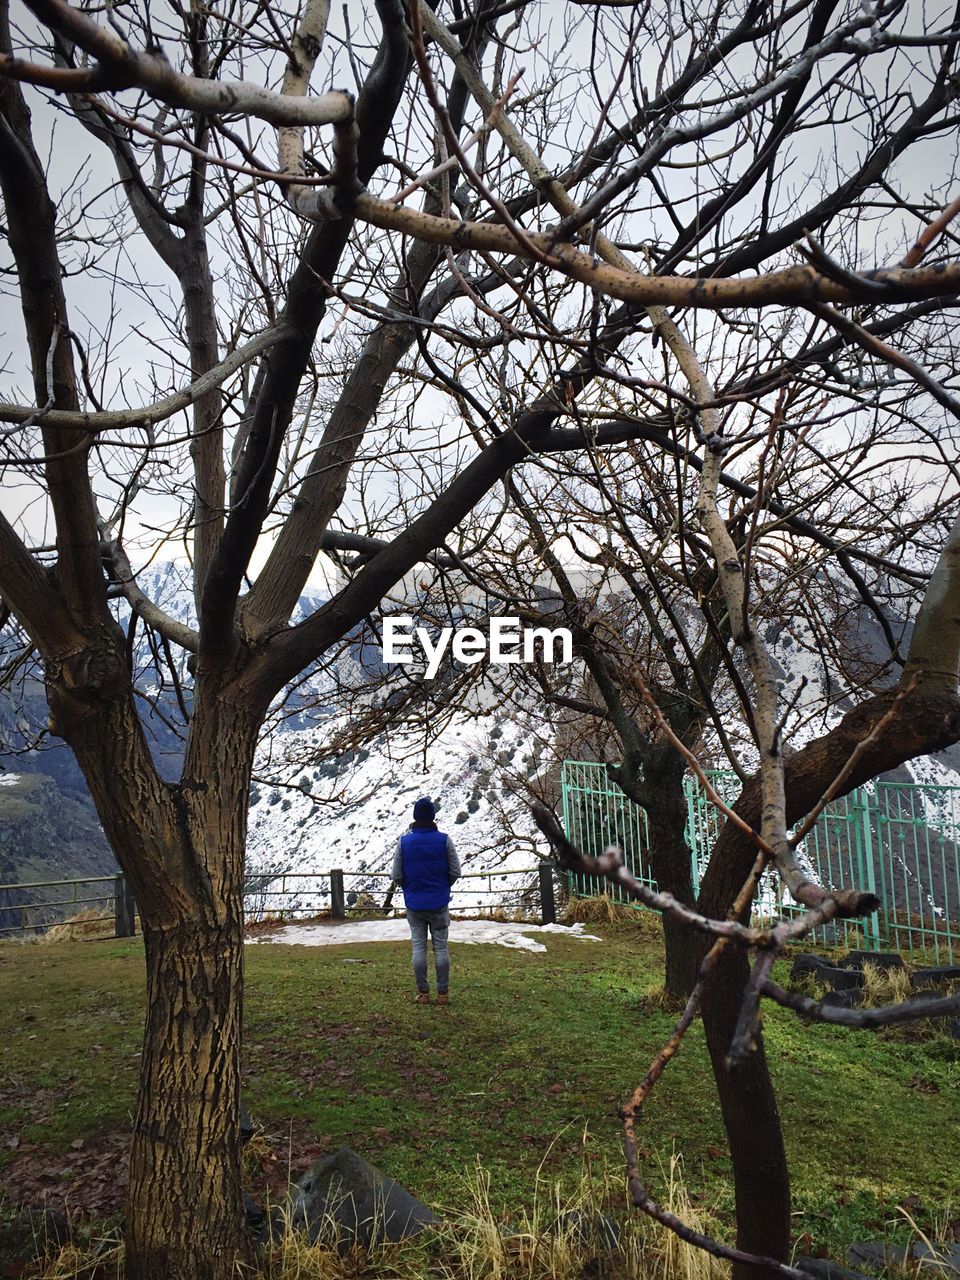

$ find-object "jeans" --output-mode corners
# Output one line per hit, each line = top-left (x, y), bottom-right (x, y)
(406, 907), (450, 993)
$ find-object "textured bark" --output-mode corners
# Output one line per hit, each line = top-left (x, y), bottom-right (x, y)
(47, 634), (256, 1280)
(646, 795), (699, 1001)
(181, 213), (226, 609)
(700, 947), (791, 1280)
(127, 919), (244, 1280)
(617, 750), (700, 1000)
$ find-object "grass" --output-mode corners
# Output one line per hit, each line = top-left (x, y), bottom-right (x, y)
(18, 1149), (728, 1280)
(0, 922), (957, 1268)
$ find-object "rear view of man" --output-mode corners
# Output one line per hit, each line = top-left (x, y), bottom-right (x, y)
(392, 797), (460, 1004)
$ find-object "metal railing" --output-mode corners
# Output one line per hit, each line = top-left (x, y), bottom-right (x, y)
(0, 863), (559, 941)
(245, 865), (553, 922)
(560, 761), (960, 963)
(0, 874), (126, 937)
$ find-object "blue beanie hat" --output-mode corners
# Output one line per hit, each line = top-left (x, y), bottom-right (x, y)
(413, 797), (436, 823)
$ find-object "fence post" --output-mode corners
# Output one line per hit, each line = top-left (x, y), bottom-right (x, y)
(539, 863), (556, 926)
(114, 874), (136, 938)
(854, 788), (882, 951)
(330, 869), (345, 920)
(684, 778), (700, 895)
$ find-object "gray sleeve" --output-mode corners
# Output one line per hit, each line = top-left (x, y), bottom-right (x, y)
(446, 836), (461, 883)
(392, 838), (404, 885)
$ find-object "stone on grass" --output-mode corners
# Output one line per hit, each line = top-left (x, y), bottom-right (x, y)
(820, 989), (860, 1010)
(912, 966), (960, 988)
(289, 1146), (439, 1250)
(551, 1210), (620, 1251)
(791, 954), (835, 981)
(795, 1256), (872, 1280)
(848, 1243), (909, 1270)
(848, 1241), (960, 1276)
(817, 965), (864, 992)
(839, 950), (904, 972)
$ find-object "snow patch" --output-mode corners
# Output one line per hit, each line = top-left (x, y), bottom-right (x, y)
(248, 918), (602, 952)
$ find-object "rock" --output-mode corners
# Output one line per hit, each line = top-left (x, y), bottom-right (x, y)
(848, 1242), (960, 1276)
(820, 989), (860, 1009)
(847, 1242), (908, 1270)
(818, 965), (864, 992)
(795, 1256), (873, 1280)
(791, 954), (835, 981)
(839, 950), (905, 972)
(239, 1102), (255, 1145)
(914, 1243), (960, 1274)
(912, 966), (960, 989)
(244, 1190), (284, 1247)
(289, 1146), (439, 1250)
(0, 1207), (71, 1264)
(947, 1018), (960, 1040)
(551, 1210), (620, 1250)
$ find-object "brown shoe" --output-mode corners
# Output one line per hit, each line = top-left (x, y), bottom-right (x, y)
(415, 991), (430, 1004)
(436, 992), (450, 1006)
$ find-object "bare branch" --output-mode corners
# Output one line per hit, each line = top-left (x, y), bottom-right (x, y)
(0, 327), (289, 433)
(12, 0), (353, 125)
(760, 977), (960, 1028)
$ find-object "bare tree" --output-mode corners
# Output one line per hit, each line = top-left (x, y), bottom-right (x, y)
(2, 1), (960, 1277)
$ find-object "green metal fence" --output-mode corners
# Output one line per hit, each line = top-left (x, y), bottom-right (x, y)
(559, 761), (960, 963)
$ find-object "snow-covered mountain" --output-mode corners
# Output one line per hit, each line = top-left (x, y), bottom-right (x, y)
(245, 712), (550, 916)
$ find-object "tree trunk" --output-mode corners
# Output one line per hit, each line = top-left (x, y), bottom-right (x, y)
(47, 646), (256, 1280)
(647, 799), (699, 1000)
(640, 753), (700, 1000)
(121, 701), (254, 1280)
(700, 947), (790, 1280)
(695, 678), (960, 1280)
(126, 916), (245, 1280)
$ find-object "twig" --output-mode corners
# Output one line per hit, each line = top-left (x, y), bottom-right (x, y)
(629, 1187), (819, 1280)
(405, 0), (558, 268)
(81, 95), (333, 187)
(389, 70), (523, 204)
(807, 302), (960, 422)
(900, 192), (960, 267)
(798, 233), (902, 299)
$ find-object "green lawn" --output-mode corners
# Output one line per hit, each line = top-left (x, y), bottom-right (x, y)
(0, 923), (957, 1260)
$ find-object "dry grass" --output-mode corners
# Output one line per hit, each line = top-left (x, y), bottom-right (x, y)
(860, 962), (913, 1009)
(31, 1235), (124, 1279)
(38, 911), (117, 945)
(634, 982), (688, 1015)
(30, 1146), (729, 1280)
(891, 1200), (959, 1278)
(482, 903), (539, 924)
(561, 894), (655, 930)
(650, 1156), (725, 1280)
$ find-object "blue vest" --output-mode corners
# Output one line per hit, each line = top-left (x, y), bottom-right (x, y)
(400, 828), (451, 911)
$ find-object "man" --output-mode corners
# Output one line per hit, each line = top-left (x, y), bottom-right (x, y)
(392, 797), (460, 1005)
